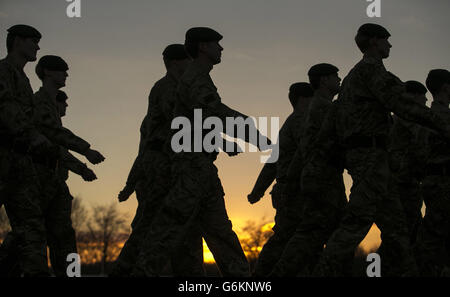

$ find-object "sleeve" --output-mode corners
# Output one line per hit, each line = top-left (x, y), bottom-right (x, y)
(363, 63), (448, 136)
(60, 149), (89, 177)
(33, 99), (91, 154)
(0, 70), (34, 137)
(125, 124), (147, 189)
(188, 74), (266, 147)
(124, 155), (143, 189)
(249, 162), (277, 197)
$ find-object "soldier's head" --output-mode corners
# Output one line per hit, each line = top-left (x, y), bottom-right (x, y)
(288, 82), (313, 109)
(162, 44), (191, 77)
(308, 63), (341, 95)
(405, 81), (428, 106)
(185, 27), (223, 65)
(355, 23), (391, 59)
(6, 24), (41, 61)
(35, 55), (69, 88)
(56, 90), (68, 117)
(426, 69), (450, 103)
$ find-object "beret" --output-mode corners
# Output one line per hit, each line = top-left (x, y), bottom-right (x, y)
(37, 55), (69, 71)
(308, 63), (339, 77)
(426, 69), (450, 93)
(185, 27), (223, 43)
(162, 44), (189, 60)
(56, 90), (68, 102)
(289, 82), (314, 98)
(357, 23), (391, 39)
(7, 24), (41, 39)
(405, 81), (427, 95)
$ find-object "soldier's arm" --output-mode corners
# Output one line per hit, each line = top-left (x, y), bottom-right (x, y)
(247, 162), (277, 204)
(118, 125), (147, 202)
(283, 146), (303, 196)
(364, 63), (449, 139)
(60, 149), (96, 181)
(0, 73), (51, 152)
(33, 100), (105, 164)
(189, 76), (271, 150)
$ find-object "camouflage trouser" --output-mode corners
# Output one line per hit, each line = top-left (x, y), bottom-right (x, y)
(415, 175), (450, 276)
(270, 163), (348, 277)
(112, 150), (205, 277)
(133, 152), (249, 277)
(35, 164), (77, 277)
(0, 231), (22, 276)
(314, 148), (417, 276)
(1, 150), (49, 276)
(378, 176), (423, 276)
(0, 168), (75, 278)
(254, 181), (304, 276)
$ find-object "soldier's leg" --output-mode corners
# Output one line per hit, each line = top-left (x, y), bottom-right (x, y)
(110, 183), (148, 277)
(415, 176), (450, 276)
(171, 223), (205, 277)
(200, 192), (250, 277)
(254, 209), (290, 276)
(3, 169), (49, 276)
(314, 148), (389, 276)
(254, 192), (302, 277)
(132, 156), (206, 276)
(270, 182), (347, 277)
(375, 183), (418, 276)
(45, 180), (77, 277)
(0, 231), (21, 276)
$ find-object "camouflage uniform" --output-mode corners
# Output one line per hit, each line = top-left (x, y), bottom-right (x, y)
(415, 101), (450, 276)
(133, 60), (254, 277)
(114, 73), (204, 276)
(314, 56), (449, 276)
(0, 57), (50, 276)
(32, 87), (92, 276)
(254, 103), (310, 276)
(270, 93), (347, 277)
(378, 115), (428, 275)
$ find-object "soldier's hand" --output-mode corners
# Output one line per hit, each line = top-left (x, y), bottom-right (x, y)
(247, 191), (263, 204)
(118, 185), (134, 202)
(85, 149), (105, 165)
(82, 168), (97, 182)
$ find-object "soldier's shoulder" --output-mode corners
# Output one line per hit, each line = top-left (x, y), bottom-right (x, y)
(180, 63), (210, 87)
(0, 59), (14, 78)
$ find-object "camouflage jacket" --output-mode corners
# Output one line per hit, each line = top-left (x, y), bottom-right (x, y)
(124, 73), (179, 188)
(335, 56), (447, 142)
(33, 87), (90, 155)
(250, 105), (309, 197)
(389, 115), (428, 179)
(424, 101), (450, 166)
(57, 147), (90, 181)
(0, 57), (41, 146)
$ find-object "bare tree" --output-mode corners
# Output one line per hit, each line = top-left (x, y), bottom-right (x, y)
(87, 203), (128, 275)
(239, 218), (273, 270)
